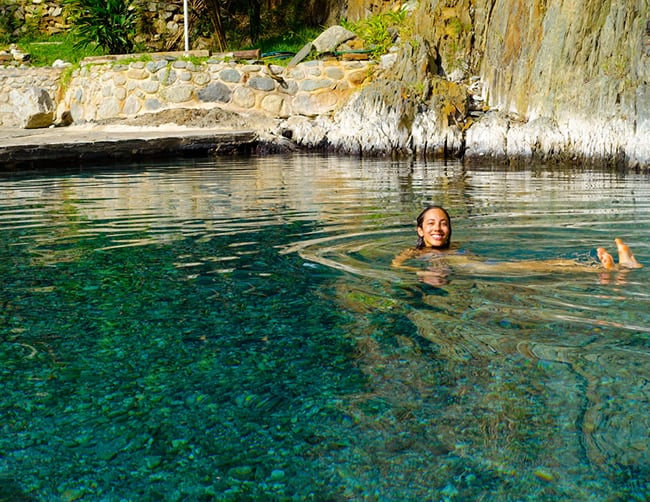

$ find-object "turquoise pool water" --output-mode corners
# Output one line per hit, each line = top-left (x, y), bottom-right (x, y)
(1, 155), (649, 500)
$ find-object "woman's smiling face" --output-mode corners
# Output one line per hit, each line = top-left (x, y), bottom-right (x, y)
(417, 207), (451, 249)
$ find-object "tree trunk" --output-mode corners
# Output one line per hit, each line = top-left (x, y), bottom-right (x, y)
(202, 0), (228, 51)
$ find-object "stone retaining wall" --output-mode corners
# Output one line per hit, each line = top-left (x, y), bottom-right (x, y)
(0, 66), (63, 127)
(0, 56), (374, 127)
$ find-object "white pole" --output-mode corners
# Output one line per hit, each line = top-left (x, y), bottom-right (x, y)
(183, 0), (189, 53)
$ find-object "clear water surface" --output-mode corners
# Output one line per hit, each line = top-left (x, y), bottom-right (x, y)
(1, 154), (649, 501)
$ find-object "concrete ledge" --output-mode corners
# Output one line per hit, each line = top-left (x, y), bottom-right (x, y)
(0, 127), (258, 168)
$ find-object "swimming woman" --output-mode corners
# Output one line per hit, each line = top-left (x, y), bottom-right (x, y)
(392, 205), (642, 276)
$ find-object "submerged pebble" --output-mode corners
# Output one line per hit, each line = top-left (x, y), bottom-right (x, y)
(227, 466), (255, 480)
(270, 469), (286, 481)
(533, 468), (554, 482)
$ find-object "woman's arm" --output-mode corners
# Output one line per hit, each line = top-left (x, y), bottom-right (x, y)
(391, 247), (419, 269)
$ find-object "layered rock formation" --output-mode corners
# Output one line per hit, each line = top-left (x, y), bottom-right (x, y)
(286, 0), (650, 168)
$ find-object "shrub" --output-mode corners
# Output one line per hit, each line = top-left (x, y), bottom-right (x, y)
(64, 0), (138, 55)
(341, 9), (409, 58)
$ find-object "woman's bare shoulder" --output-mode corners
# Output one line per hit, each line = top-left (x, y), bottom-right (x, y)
(392, 245), (467, 268)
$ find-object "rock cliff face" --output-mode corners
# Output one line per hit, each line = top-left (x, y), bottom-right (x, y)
(294, 0), (649, 167)
(464, 0), (649, 167)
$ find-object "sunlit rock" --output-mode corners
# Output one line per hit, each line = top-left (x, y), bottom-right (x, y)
(411, 108), (464, 157)
(10, 87), (54, 128)
(464, 111), (509, 160)
(506, 118), (566, 161)
(52, 59), (71, 68)
(312, 25), (357, 53)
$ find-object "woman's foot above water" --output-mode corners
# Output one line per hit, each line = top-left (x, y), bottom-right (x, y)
(615, 238), (643, 268)
(598, 238), (643, 270)
(597, 247), (615, 269)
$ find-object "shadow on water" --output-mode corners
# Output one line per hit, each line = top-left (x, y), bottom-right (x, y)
(1, 154), (649, 499)
(0, 474), (36, 502)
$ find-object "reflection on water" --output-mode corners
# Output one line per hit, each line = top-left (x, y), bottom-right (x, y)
(1, 154), (649, 500)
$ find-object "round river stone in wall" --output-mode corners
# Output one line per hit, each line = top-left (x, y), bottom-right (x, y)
(146, 60), (168, 73)
(123, 95), (142, 115)
(197, 82), (232, 103)
(325, 66), (345, 80)
(232, 86), (256, 108)
(300, 79), (332, 92)
(248, 76), (276, 91)
(139, 80), (160, 94)
(261, 94), (285, 115)
(161, 84), (194, 103)
(144, 97), (162, 111)
(97, 97), (121, 120)
(219, 69), (241, 83)
(193, 72), (211, 85)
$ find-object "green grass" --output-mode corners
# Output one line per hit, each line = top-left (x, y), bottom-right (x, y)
(255, 26), (322, 55)
(14, 33), (103, 66)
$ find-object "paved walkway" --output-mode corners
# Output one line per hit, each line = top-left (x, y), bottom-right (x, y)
(0, 126), (258, 168)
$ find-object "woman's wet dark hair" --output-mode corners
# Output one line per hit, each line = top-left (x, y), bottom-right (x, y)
(415, 205), (452, 249)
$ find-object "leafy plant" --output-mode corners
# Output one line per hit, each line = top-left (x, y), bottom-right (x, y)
(64, 0), (138, 55)
(341, 9), (409, 58)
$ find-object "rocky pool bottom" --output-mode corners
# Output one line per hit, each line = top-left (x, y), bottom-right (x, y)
(1, 154), (649, 500)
